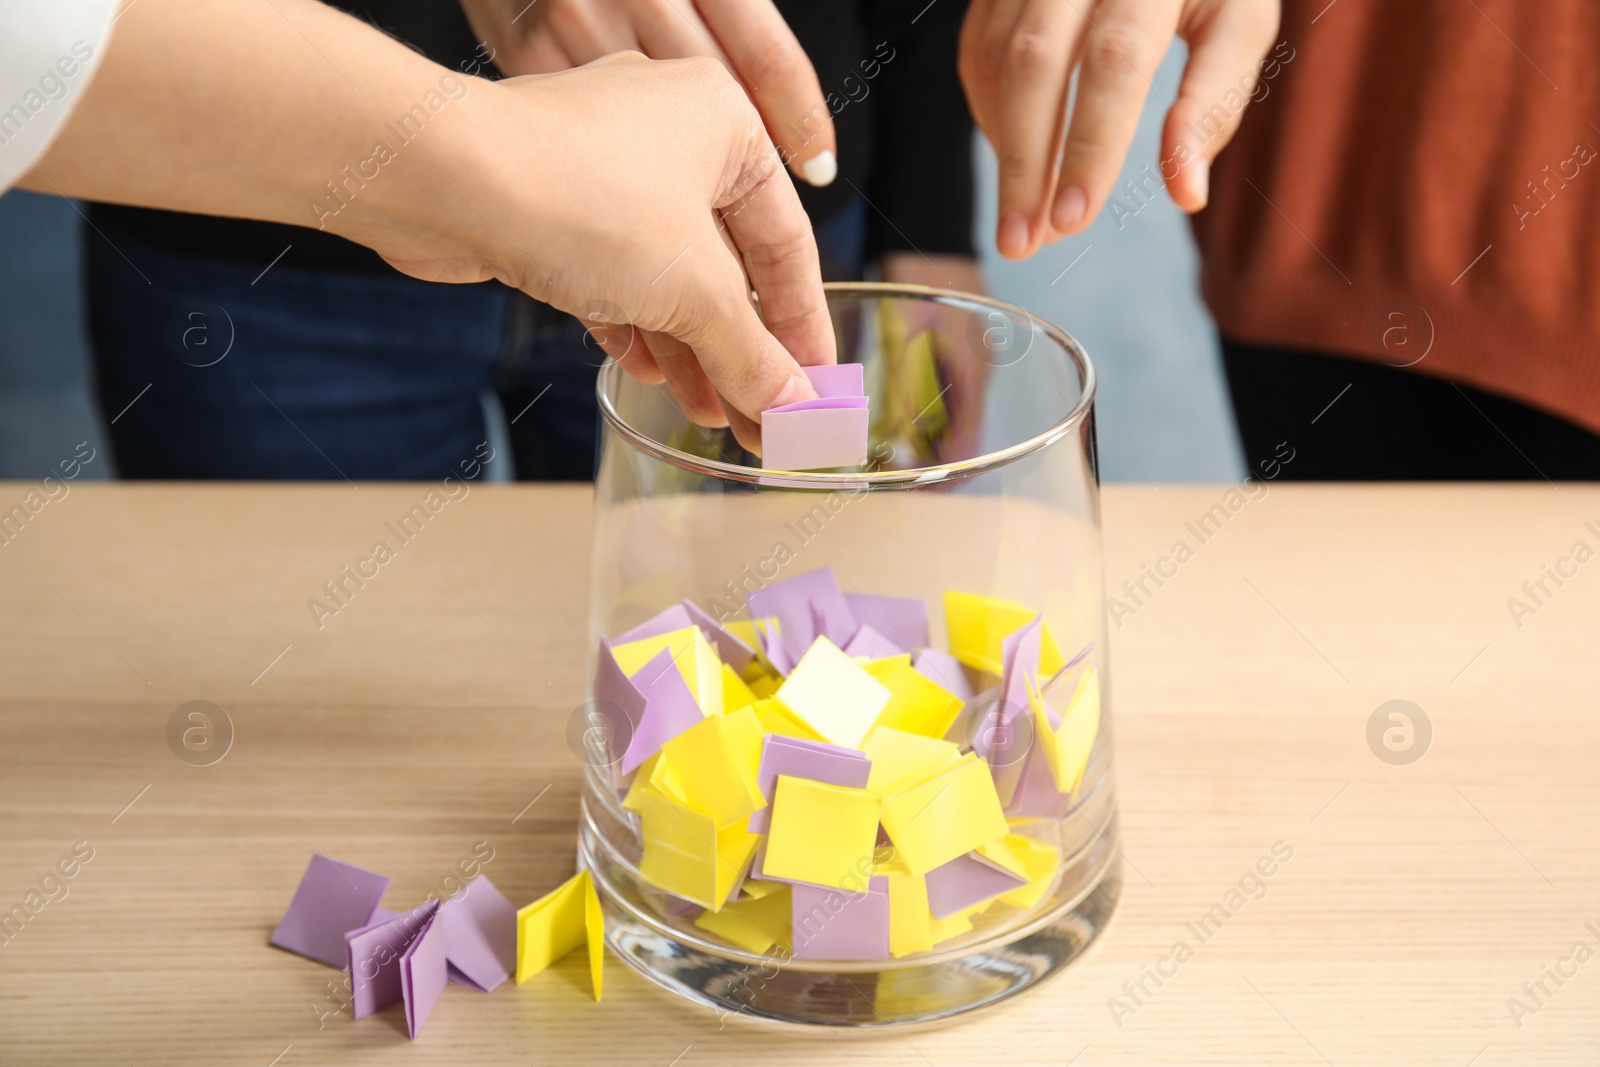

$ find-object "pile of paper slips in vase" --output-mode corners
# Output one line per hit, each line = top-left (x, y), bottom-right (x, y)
(591, 565), (1101, 961)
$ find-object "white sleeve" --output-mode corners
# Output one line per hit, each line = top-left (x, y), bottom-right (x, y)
(0, 1), (120, 192)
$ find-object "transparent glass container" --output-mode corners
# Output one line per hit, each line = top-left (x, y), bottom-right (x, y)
(580, 283), (1117, 1028)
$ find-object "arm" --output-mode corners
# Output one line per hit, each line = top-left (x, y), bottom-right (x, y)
(22, 0), (832, 444)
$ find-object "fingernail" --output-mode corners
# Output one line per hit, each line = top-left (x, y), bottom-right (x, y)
(1051, 185), (1087, 233)
(998, 212), (1029, 257)
(1192, 159), (1210, 209)
(801, 150), (837, 187)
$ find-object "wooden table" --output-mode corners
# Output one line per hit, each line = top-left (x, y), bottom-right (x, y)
(1, 482), (1596, 1065)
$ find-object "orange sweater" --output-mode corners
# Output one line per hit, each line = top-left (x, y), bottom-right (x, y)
(1193, 1), (1600, 432)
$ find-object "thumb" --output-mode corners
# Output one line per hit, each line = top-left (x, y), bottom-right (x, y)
(674, 258), (820, 440)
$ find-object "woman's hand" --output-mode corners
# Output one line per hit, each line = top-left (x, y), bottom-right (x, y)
(361, 53), (835, 448)
(457, 0), (838, 188)
(25, 0), (832, 451)
(959, 0), (1280, 259)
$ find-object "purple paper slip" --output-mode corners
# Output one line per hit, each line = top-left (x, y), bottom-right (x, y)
(1000, 616), (1044, 714)
(620, 647), (705, 774)
(925, 852), (1027, 919)
(269, 855), (391, 969)
(682, 599), (755, 673)
(440, 875), (516, 994)
(842, 624), (905, 661)
(756, 621), (795, 676)
(984, 616), (1044, 804)
(400, 906), (448, 1039)
(1004, 743), (1074, 818)
(760, 407), (869, 472)
(614, 605), (694, 646)
(593, 637), (648, 736)
(765, 396), (870, 414)
(913, 648), (973, 704)
(845, 594), (929, 651)
(346, 901), (440, 1020)
(749, 735), (871, 832)
(791, 877), (890, 960)
(747, 568), (857, 664)
(803, 362), (865, 398)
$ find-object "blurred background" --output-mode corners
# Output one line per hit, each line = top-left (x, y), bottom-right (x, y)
(0, 46), (1243, 486)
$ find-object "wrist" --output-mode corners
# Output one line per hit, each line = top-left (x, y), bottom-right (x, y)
(318, 68), (535, 286)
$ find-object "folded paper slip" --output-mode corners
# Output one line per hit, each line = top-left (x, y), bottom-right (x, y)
(270, 854), (390, 968)
(746, 566), (857, 665)
(619, 645), (706, 775)
(762, 775), (881, 890)
(791, 877), (890, 960)
(924, 845), (1029, 919)
(773, 636), (891, 748)
(844, 593), (928, 651)
(878, 754), (1009, 875)
(694, 884), (793, 954)
(515, 869), (604, 1000)
(760, 407), (870, 471)
(801, 362), (865, 397)
(399, 905), (448, 1039)
(748, 734), (871, 832)
(944, 591), (1067, 675)
(439, 875), (517, 993)
(759, 364), (870, 471)
(345, 901), (441, 1023)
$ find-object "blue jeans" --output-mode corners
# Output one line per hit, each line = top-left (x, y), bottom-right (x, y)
(88, 199), (866, 480)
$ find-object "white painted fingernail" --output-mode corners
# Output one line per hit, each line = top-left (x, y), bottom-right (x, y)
(801, 150), (837, 187)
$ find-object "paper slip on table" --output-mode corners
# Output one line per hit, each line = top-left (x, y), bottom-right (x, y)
(0, 482), (1596, 1065)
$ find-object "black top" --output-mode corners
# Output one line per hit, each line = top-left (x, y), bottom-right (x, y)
(87, 0), (973, 274)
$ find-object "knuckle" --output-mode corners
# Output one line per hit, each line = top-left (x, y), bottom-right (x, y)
(738, 227), (816, 275)
(737, 35), (802, 88)
(1004, 29), (1055, 76)
(1081, 24), (1144, 80)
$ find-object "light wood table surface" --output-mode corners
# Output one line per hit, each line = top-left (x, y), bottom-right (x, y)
(1, 482), (1597, 1065)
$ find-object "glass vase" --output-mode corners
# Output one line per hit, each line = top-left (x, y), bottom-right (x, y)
(578, 282), (1118, 1028)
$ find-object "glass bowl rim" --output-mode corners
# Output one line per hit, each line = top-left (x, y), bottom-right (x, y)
(594, 281), (1097, 489)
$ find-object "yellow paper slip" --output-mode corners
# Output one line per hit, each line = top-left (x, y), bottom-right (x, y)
(861, 726), (962, 797)
(1030, 668), (1100, 794)
(763, 775), (882, 891)
(874, 854), (934, 958)
(871, 661), (964, 739)
(774, 636), (892, 748)
(725, 618), (779, 680)
(515, 869), (604, 1000)
(879, 753), (1009, 875)
(996, 834), (1061, 911)
(722, 663), (757, 713)
(751, 698), (824, 741)
(863, 654), (912, 682)
(611, 624), (724, 716)
(632, 779), (757, 911)
(694, 885), (792, 954)
(943, 591), (1066, 676)
(655, 707), (765, 826)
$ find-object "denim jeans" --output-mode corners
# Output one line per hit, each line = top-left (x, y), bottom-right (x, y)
(88, 198), (866, 480)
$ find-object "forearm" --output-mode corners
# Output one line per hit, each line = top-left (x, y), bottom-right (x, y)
(21, 0), (495, 266)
